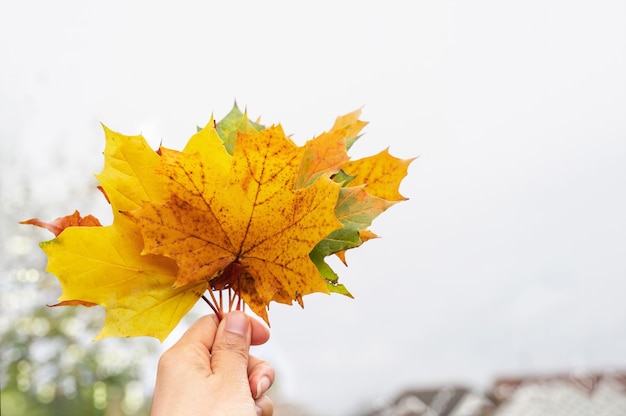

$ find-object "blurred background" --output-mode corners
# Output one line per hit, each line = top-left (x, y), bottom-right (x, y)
(1, 1), (625, 415)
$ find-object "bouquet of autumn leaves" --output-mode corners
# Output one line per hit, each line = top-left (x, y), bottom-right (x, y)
(23, 105), (413, 341)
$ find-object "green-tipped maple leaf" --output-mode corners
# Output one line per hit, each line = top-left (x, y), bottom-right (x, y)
(23, 104), (414, 340)
(310, 186), (395, 292)
(215, 102), (264, 154)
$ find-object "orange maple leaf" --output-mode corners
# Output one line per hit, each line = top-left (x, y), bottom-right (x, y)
(295, 108), (367, 189)
(20, 210), (101, 236)
(127, 124), (343, 322)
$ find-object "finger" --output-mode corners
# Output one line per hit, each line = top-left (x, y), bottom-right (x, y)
(248, 355), (275, 399)
(181, 312), (267, 345)
(151, 314), (220, 414)
(159, 314), (219, 374)
(250, 316), (270, 346)
(176, 314), (220, 350)
(210, 310), (252, 379)
(254, 394), (274, 416)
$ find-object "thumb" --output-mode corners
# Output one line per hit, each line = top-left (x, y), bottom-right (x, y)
(211, 311), (252, 378)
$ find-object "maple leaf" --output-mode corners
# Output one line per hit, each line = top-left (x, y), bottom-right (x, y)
(30, 127), (205, 341)
(309, 186), (393, 293)
(24, 104), (414, 340)
(335, 229), (379, 265)
(41, 224), (203, 341)
(295, 108), (367, 189)
(127, 124), (343, 323)
(301, 111), (413, 293)
(342, 149), (416, 201)
(329, 107), (369, 150)
(20, 210), (101, 236)
(215, 102), (264, 154)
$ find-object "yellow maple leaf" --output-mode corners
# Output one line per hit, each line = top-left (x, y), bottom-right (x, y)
(127, 123), (343, 323)
(42, 225), (203, 341)
(342, 149), (415, 201)
(39, 127), (205, 341)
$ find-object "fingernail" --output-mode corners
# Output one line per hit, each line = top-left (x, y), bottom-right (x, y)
(225, 311), (248, 337)
(255, 405), (262, 416)
(255, 376), (271, 399)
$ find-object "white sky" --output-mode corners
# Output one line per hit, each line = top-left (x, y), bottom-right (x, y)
(1, 1), (625, 415)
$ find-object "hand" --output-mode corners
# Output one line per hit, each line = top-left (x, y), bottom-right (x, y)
(150, 311), (275, 416)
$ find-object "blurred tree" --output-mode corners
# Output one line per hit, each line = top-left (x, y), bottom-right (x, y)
(1, 303), (155, 416)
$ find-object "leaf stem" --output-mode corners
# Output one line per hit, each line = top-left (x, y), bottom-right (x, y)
(236, 289), (242, 311)
(208, 289), (223, 320)
(202, 286), (246, 318)
(229, 288), (236, 311)
(201, 294), (220, 317)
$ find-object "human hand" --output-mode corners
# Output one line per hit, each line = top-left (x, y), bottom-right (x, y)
(150, 311), (274, 416)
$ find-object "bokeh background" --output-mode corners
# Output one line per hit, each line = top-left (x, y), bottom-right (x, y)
(1, 1), (625, 415)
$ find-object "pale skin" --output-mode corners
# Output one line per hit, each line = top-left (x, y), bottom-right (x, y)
(150, 311), (275, 416)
